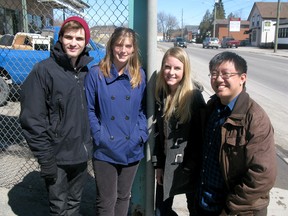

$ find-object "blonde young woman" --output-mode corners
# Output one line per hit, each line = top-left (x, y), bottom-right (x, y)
(85, 27), (148, 216)
(153, 47), (205, 216)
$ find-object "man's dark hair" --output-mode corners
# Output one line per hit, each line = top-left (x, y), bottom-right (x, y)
(209, 51), (248, 74)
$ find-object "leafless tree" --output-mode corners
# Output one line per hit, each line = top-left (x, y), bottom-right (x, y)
(158, 11), (179, 41)
(158, 11), (166, 40)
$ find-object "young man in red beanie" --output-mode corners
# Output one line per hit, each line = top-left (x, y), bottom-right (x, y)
(20, 16), (93, 215)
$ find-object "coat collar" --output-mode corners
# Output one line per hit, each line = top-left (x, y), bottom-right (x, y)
(208, 89), (251, 126)
(104, 64), (131, 84)
(51, 41), (93, 71)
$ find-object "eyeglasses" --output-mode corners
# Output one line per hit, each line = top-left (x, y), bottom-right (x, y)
(208, 71), (240, 79)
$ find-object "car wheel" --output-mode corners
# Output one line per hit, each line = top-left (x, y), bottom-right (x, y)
(0, 76), (10, 106)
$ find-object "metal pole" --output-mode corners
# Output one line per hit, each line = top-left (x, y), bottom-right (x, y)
(213, 0), (219, 37)
(63, 9), (66, 21)
(181, 8), (184, 38)
(274, 0), (281, 53)
(213, 2), (216, 37)
(129, 0), (157, 215)
(21, 0), (29, 32)
(146, 0), (157, 215)
(128, 1), (147, 215)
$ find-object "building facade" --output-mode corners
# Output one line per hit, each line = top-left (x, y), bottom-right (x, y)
(277, 19), (288, 48)
(215, 19), (250, 42)
(247, 2), (288, 47)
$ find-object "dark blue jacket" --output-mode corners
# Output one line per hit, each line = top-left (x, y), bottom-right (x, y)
(85, 64), (148, 165)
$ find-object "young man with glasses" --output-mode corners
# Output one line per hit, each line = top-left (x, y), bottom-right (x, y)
(195, 51), (277, 216)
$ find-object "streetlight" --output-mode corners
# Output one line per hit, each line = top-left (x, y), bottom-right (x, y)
(213, 0), (219, 38)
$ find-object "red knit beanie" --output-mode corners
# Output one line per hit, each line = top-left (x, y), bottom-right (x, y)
(60, 16), (90, 45)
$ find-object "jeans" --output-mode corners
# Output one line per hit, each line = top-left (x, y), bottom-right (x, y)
(45, 162), (88, 216)
(93, 159), (139, 216)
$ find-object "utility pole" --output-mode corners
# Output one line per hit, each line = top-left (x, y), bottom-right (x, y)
(274, 0), (281, 53)
(213, 0), (219, 37)
(181, 8), (184, 38)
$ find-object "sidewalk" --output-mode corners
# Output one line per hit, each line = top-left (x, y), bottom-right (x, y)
(1, 180), (288, 216)
(234, 45), (288, 58)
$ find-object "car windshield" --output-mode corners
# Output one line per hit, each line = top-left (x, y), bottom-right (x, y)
(177, 38), (184, 42)
(211, 38), (218, 42)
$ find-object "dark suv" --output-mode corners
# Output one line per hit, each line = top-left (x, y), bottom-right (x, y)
(174, 37), (187, 48)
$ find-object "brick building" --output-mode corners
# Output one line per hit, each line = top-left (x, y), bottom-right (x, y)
(214, 19), (250, 43)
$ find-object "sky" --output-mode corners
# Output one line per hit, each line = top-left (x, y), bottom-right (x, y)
(157, 0), (285, 26)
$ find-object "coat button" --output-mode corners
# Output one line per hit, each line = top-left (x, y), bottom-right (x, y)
(126, 136), (130, 140)
(125, 116), (129, 120)
(111, 96), (115, 100)
(110, 136), (114, 140)
(126, 95), (130, 100)
(111, 116), (115, 120)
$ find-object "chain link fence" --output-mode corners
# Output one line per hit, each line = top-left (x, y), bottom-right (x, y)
(0, 0), (129, 189)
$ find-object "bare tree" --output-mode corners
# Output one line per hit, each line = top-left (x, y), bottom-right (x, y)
(158, 11), (167, 40)
(157, 11), (179, 41)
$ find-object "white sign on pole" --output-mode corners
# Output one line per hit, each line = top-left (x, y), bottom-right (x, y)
(263, 20), (272, 32)
(229, 18), (241, 32)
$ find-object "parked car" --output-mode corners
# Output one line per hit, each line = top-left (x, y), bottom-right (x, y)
(202, 37), (220, 49)
(174, 37), (187, 48)
(221, 37), (240, 48)
(188, 38), (196, 43)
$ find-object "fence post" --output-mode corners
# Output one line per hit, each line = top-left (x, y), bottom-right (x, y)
(129, 0), (157, 215)
(21, 0), (29, 32)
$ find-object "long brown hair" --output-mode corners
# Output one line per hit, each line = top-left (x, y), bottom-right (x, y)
(99, 27), (142, 88)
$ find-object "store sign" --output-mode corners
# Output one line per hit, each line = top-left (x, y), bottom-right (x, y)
(229, 18), (241, 32)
